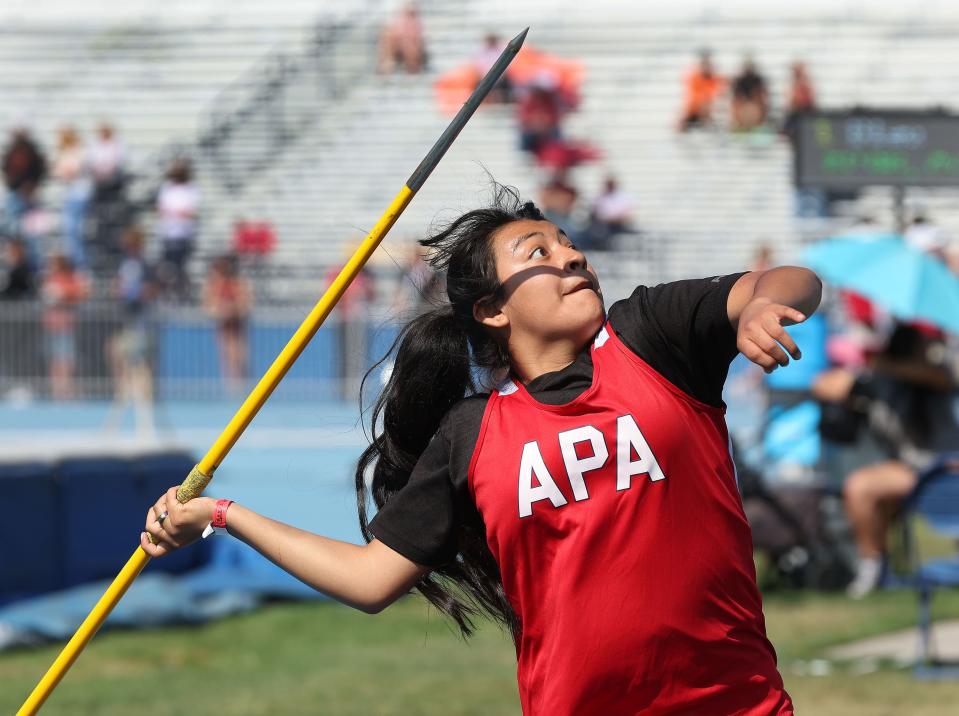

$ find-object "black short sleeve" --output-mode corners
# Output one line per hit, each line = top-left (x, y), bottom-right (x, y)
(366, 397), (486, 568)
(368, 430), (458, 567)
(607, 272), (748, 407)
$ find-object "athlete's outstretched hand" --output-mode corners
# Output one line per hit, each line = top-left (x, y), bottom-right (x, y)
(736, 296), (805, 374)
(141, 486), (217, 558)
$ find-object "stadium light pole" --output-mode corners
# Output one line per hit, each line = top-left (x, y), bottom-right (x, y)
(18, 26), (528, 716)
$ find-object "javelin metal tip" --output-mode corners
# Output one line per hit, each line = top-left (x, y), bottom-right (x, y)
(509, 27), (530, 49)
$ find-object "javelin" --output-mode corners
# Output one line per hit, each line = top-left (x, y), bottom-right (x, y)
(18, 27), (528, 715)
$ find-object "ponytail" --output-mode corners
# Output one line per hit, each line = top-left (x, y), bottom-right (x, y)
(355, 183), (544, 643)
(357, 306), (472, 530)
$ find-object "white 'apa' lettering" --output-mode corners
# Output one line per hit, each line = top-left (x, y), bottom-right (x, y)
(616, 415), (665, 490)
(557, 425), (609, 501)
(518, 440), (568, 517)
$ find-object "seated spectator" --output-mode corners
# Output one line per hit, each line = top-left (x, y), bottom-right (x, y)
(538, 176), (582, 242)
(391, 241), (443, 318)
(751, 243), (775, 272)
(517, 77), (564, 156)
(52, 126), (91, 269)
(904, 212), (950, 259)
(474, 33), (513, 103)
(583, 176), (636, 250)
(157, 158), (200, 301)
(377, 3), (426, 74)
(204, 253), (252, 394)
(678, 49), (725, 132)
(730, 57), (770, 131)
(813, 323), (959, 598)
(87, 123), (129, 267)
(2, 126), (47, 239)
(0, 237), (36, 299)
(232, 216), (277, 289)
(781, 61), (816, 143)
(41, 253), (89, 400)
(232, 217), (277, 258)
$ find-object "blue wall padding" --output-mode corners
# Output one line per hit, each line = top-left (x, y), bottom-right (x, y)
(0, 451), (211, 605)
(0, 462), (61, 602)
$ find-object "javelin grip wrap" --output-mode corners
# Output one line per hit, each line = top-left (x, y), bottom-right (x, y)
(177, 465), (213, 502)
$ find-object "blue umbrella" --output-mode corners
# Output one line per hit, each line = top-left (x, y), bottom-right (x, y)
(802, 235), (959, 334)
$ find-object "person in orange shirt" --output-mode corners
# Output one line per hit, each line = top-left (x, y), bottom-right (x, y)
(679, 49), (726, 131)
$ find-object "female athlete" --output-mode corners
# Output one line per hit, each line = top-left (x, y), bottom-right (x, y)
(142, 185), (821, 715)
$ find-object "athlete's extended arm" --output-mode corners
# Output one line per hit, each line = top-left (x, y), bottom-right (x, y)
(726, 266), (823, 373)
(141, 487), (432, 614)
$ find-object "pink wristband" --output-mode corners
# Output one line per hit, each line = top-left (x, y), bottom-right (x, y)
(212, 499), (234, 529)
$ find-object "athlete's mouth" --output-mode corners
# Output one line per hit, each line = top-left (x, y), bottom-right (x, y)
(565, 279), (595, 295)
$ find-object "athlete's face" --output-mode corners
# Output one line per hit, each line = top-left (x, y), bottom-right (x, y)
(476, 219), (605, 347)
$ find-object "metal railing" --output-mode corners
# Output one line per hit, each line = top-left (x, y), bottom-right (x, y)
(0, 299), (395, 403)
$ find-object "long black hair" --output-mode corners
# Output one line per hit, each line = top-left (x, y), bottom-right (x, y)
(354, 183), (545, 643)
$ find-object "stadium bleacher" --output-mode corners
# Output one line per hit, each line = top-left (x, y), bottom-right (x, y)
(4, 0), (959, 303)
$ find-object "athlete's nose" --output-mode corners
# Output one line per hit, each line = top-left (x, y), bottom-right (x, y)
(562, 244), (587, 272)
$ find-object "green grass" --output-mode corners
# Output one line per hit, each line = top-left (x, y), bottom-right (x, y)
(3, 589), (959, 715)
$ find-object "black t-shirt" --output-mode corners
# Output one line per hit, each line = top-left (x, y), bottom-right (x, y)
(368, 272), (748, 567)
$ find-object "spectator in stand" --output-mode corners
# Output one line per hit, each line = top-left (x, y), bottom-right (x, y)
(377, 2), (426, 75)
(52, 126), (91, 269)
(391, 241), (443, 318)
(517, 75), (564, 156)
(730, 56), (770, 131)
(232, 216), (277, 289)
(584, 176), (635, 250)
(204, 253), (252, 395)
(157, 158), (200, 301)
(0, 237), (35, 299)
(904, 212), (950, 260)
(538, 175), (584, 245)
(87, 123), (128, 266)
(325, 255), (376, 400)
(678, 49), (725, 132)
(780, 61), (816, 143)
(474, 33), (513, 103)
(42, 252), (89, 400)
(751, 243), (775, 272)
(105, 225), (156, 434)
(88, 123), (126, 193)
(2, 126), (47, 241)
(813, 323), (959, 598)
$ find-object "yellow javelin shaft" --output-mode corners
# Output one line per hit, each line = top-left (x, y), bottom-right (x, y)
(17, 27), (528, 715)
(16, 185), (412, 716)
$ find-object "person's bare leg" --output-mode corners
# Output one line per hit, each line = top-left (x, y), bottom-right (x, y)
(844, 460), (917, 596)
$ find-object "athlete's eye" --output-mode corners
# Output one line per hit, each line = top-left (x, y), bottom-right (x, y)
(529, 246), (547, 259)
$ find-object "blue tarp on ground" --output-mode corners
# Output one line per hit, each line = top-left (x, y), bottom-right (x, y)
(0, 401), (368, 651)
(0, 539), (325, 651)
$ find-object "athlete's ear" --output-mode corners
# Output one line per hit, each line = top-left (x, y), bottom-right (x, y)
(473, 295), (509, 330)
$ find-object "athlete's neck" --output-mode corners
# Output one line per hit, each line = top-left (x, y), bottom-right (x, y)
(509, 337), (584, 384)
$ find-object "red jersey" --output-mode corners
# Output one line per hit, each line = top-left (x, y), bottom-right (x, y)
(468, 322), (792, 715)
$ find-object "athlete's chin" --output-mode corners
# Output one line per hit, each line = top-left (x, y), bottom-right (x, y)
(565, 289), (605, 315)
(559, 297), (606, 338)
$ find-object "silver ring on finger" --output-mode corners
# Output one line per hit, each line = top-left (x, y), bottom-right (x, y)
(157, 510), (169, 526)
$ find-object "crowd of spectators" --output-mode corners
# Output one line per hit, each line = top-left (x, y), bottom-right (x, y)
(679, 48), (816, 137)
(0, 120), (258, 404)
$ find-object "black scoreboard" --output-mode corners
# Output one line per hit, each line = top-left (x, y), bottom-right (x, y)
(794, 110), (959, 189)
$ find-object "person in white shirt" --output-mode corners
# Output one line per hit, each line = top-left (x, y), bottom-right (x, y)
(157, 159), (200, 300)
